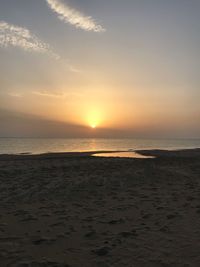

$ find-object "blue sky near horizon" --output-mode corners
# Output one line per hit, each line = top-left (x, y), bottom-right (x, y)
(0, 0), (199, 137)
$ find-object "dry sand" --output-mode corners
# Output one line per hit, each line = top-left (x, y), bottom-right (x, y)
(0, 149), (200, 267)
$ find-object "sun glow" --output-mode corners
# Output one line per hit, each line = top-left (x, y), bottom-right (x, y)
(87, 109), (101, 129)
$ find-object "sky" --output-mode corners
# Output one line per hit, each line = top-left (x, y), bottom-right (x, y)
(0, 0), (200, 138)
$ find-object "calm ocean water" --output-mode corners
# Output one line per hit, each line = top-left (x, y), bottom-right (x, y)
(0, 138), (200, 155)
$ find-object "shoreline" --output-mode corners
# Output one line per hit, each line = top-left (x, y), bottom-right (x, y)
(0, 147), (200, 160)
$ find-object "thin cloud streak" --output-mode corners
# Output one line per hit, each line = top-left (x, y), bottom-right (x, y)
(32, 90), (82, 99)
(0, 21), (59, 59)
(32, 91), (65, 98)
(7, 92), (23, 98)
(46, 0), (105, 32)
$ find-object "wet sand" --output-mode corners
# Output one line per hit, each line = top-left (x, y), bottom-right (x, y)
(0, 149), (200, 267)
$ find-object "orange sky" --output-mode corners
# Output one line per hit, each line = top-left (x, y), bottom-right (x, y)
(0, 0), (199, 138)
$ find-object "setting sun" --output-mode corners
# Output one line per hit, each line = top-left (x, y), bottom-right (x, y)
(86, 108), (102, 130)
(1, 1), (200, 265)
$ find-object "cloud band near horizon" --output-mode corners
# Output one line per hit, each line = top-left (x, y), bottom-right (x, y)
(46, 0), (105, 32)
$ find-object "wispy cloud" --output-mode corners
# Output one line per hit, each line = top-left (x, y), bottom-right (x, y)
(32, 90), (65, 98)
(46, 0), (105, 32)
(32, 90), (82, 99)
(0, 21), (59, 59)
(7, 92), (23, 98)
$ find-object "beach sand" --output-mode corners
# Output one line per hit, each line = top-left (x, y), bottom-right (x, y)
(0, 149), (200, 267)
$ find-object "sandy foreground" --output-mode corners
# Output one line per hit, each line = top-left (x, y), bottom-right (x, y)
(0, 149), (200, 267)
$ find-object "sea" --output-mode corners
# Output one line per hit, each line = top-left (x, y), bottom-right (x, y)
(0, 138), (200, 155)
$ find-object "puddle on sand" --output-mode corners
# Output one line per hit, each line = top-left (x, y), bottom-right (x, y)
(92, 151), (154, 159)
